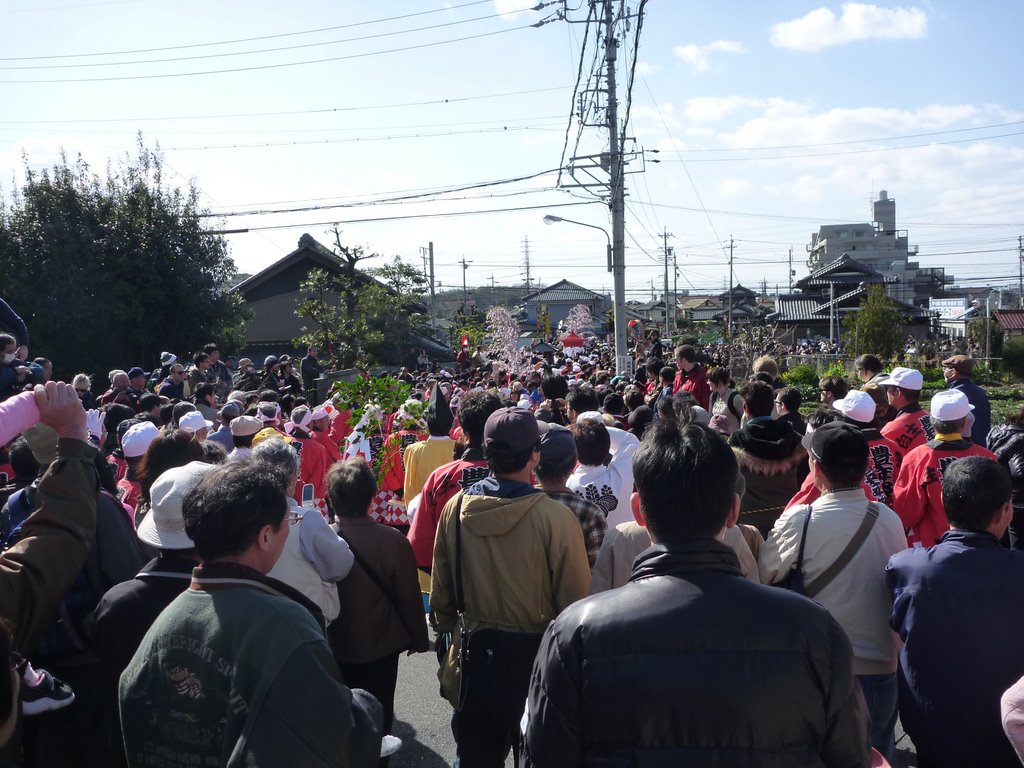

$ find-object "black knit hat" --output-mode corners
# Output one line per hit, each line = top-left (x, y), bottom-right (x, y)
(427, 383), (454, 436)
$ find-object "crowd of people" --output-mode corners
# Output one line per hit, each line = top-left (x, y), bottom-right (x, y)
(3, 308), (1024, 767)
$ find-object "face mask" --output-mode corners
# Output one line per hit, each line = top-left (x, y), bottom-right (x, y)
(2, 353), (14, 364)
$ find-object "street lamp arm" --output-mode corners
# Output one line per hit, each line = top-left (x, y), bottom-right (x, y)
(542, 214), (611, 247)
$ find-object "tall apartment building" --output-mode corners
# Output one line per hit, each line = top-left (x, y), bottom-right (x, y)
(805, 190), (952, 306)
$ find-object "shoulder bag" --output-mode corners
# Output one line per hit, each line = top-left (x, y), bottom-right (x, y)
(776, 502), (880, 599)
(452, 495), (544, 727)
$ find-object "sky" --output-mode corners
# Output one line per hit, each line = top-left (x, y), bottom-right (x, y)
(1, 0), (1023, 305)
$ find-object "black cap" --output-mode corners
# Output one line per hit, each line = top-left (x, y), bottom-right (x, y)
(801, 421), (868, 473)
(538, 423), (576, 464)
(483, 407), (545, 451)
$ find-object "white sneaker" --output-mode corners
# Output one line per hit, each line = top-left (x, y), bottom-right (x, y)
(381, 734), (403, 757)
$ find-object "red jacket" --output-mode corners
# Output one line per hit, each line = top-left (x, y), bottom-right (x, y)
(787, 473), (874, 508)
(672, 364), (711, 411)
(863, 429), (904, 508)
(881, 405), (935, 454)
(406, 452), (489, 568)
(290, 433), (331, 514)
(893, 437), (997, 548)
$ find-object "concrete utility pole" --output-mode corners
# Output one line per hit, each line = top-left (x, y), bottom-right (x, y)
(603, 0), (628, 374)
(459, 257), (471, 311)
(522, 236), (532, 295)
(727, 236), (735, 338)
(673, 254), (679, 335)
(428, 242), (436, 335)
(661, 227), (674, 336)
(1019, 235), (1023, 309)
(788, 247), (794, 293)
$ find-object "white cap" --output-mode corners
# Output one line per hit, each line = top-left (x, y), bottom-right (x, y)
(138, 461), (216, 550)
(832, 390), (876, 424)
(178, 411), (214, 432)
(879, 367), (923, 391)
(931, 389), (974, 421)
(122, 421), (160, 458)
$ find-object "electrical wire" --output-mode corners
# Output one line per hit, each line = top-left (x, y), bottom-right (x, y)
(0, 86), (571, 125)
(555, 1), (596, 188)
(0, 24), (534, 83)
(163, 124), (561, 152)
(0, 0), (494, 60)
(0, 11), (509, 71)
(228, 199), (602, 233)
(203, 168), (565, 217)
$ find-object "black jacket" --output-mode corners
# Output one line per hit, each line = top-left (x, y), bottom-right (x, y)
(523, 540), (869, 768)
(988, 422), (1024, 508)
(729, 419), (808, 535)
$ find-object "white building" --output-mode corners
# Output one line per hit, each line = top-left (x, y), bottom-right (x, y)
(806, 190), (952, 306)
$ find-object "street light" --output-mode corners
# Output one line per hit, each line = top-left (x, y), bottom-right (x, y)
(543, 214), (627, 369)
(542, 215), (612, 272)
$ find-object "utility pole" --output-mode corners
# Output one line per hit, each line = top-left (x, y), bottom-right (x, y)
(522, 236), (532, 295)
(1019, 235), (1023, 308)
(661, 227), (673, 336)
(428, 242), (436, 336)
(459, 257), (471, 311)
(673, 254), (679, 336)
(727, 236), (735, 338)
(788, 247), (794, 293)
(604, 0), (628, 374)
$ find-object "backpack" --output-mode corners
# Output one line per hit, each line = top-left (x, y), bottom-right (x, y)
(5, 483), (106, 662)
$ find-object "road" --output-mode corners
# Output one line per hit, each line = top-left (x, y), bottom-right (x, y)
(386, 624), (918, 768)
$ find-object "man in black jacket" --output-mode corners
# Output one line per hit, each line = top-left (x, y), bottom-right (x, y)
(523, 417), (870, 768)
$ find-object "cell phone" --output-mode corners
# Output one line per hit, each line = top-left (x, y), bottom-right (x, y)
(301, 483), (315, 509)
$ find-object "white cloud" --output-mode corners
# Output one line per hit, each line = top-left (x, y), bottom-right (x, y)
(672, 40), (748, 72)
(770, 3), (927, 52)
(636, 61), (658, 76)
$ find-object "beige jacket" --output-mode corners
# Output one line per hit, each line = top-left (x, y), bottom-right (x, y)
(589, 522), (762, 594)
(430, 488), (590, 707)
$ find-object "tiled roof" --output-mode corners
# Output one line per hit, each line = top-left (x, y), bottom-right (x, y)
(798, 253), (884, 288)
(524, 279), (606, 304)
(995, 310), (1024, 331)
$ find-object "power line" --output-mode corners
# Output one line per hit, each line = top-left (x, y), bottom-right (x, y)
(0, 113), (566, 136)
(0, 85), (570, 125)
(0, 23), (534, 83)
(0, 11), (509, 71)
(203, 168), (564, 217)
(231, 199), (603, 233)
(555, 1), (596, 188)
(0, 0), (493, 60)
(162, 124), (560, 152)
(657, 130), (1024, 163)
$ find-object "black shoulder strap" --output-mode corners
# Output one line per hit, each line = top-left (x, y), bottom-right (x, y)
(804, 502), (879, 599)
(793, 504), (812, 574)
(333, 523), (419, 644)
(454, 493), (466, 617)
(727, 391), (742, 423)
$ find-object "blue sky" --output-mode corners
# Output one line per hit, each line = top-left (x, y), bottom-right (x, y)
(1, 0), (1022, 303)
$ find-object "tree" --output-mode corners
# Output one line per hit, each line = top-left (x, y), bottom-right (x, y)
(293, 229), (428, 368)
(566, 304), (593, 336)
(486, 306), (531, 378)
(0, 140), (247, 381)
(967, 315), (1003, 358)
(842, 285), (903, 359)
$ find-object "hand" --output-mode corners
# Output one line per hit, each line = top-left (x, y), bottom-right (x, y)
(85, 409), (105, 441)
(15, 345), (28, 362)
(34, 381), (88, 441)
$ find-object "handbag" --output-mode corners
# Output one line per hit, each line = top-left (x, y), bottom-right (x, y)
(776, 505), (813, 595)
(776, 502), (881, 599)
(452, 495), (544, 726)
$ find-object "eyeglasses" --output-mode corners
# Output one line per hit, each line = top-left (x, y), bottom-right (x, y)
(286, 511), (303, 527)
